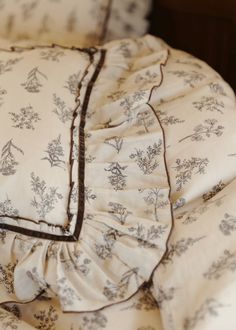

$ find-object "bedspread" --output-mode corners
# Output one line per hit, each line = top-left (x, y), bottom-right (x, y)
(0, 35), (236, 330)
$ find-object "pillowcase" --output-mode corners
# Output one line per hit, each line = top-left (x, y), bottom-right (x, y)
(0, 0), (152, 47)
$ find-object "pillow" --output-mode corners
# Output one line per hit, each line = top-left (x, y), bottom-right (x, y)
(0, 36), (172, 312)
(0, 0), (152, 47)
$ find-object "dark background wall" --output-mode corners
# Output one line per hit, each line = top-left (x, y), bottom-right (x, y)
(149, 0), (236, 92)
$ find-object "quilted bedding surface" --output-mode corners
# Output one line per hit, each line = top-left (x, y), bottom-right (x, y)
(0, 35), (236, 329)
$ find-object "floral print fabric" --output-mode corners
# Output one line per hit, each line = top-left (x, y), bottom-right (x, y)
(0, 34), (236, 329)
(0, 0), (151, 47)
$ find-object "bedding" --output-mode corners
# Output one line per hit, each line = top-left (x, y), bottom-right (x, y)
(0, 0), (151, 46)
(0, 33), (236, 329)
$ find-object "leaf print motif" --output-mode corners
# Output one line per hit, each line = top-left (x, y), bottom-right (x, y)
(42, 135), (65, 168)
(1, 304), (21, 319)
(179, 119), (224, 143)
(95, 229), (122, 260)
(0, 140), (24, 176)
(155, 109), (184, 126)
(0, 87), (7, 107)
(134, 70), (158, 86)
(117, 41), (133, 58)
(64, 72), (81, 95)
(0, 262), (16, 294)
(128, 224), (168, 248)
(219, 213), (236, 236)
(9, 105), (41, 130)
(40, 49), (65, 62)
(202, 181), (225, 202)
(0, 197), (19, 217)
(53, 94), (73, 123)
(103, 268), (139, 301)
(85, 187), (97, 204)
(129, 141), (162, 175)
(155, 286), (175, 309)
(162, 237), (206, 265)
(30, 172), (63, 219)
(168, 70), (206, 88)
(108, 202), (132, 225)
(173, 198), (186, 210)
(123, 285), (159, 311)
(209, 82), (226, 96)
(183, 298), (227, 330)
(78, 312), (107, 330)
(173, 157), (209, 191)
(57, 277), (81, 306)
(21, 67), (47, 93)
(104, 136), (123, 153)
(0, 57), (22, 75)
(26, 266), (50, 292)
(0, 308), (20, 330)
(136, 110), (155, 133)
(120, 90), (146, 119)
(60, 248), (91, 274)
(193, 96), (224, 114)
(105, 162), (127, 191)
(203, 249), (236, 280)
(34, 305), (58, 330)
(139, 188), (169, 221)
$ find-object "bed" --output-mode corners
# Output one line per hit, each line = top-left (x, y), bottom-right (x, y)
(0, 1), (236, 329)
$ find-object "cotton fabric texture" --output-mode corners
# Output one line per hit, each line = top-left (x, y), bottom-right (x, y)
(0, 34), (236, 329)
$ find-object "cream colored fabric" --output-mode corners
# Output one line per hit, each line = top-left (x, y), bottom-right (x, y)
(0, 0), (151, 47)
(1, 34), (236, 329)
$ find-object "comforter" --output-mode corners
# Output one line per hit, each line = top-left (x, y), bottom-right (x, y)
(0, 35), (236, 330)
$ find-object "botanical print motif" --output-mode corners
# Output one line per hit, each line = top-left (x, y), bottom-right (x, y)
(124, 285), (159, 311)
(21, 67), (47, 93)
(104, 136), (123, 154)
(219, 213), (236, 236)
(0, 308), (20, 330)
(0, 197), (19, 217)
(33, 305), (58, 330)
(128, 224), (168, 248)
(139, 188), (169, 222)
(202, 181), (225, 202)
(57, 277), (81, 306)
(178, 119), (224, 143)
(173, 198), (186, 210)
(53, 94), (73, 123)
(129, 142), (162, 175)
(0, 57), (22, 76)
(193, 96), (224, 114)
(175, 59), (202, 69)
(135, 110), (155, 134)
(78, 312), (107, 330)
(168, 70), (206, 88)
(116, 41), (133, 58)
(40, 49), (65, 62)
(0, 139), (24, 176)
(9, 105), (41, 130)
(0, 262), (16, 294)
(108, 202), (132, 225)
(42, 135), (65, 169)
(0, 87), (7, 107)
(183, 298), (227, 330)
(203, 249), (236, 280)
(27, 266), (50, 293)
(155, 286), (175, 309)
(120, 91), (146, 120)
(181, 195), (225, 225)
(84, 187), (97, 204)
(95, 229), (121, 260)
(135, 70), (158, 86)
(162, 236), (205, 265)
(30, 172), (63, 219)
(64, 72), (81, 95)
(1, 304), (21, 319)
(103, 268), (139, 301)
(209, 82), (226, 96)
(105, 162), (127, 191)
(173, 157), (209, 191)
(155, 109), (184, 126)
(60, 248), (91, 275)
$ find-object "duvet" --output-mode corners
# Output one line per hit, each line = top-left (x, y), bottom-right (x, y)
(0, 35), (236, 330)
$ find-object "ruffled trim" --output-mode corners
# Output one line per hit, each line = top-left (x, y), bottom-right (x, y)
(103, 0), (152, 42)
(0, 35), (172, 312)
